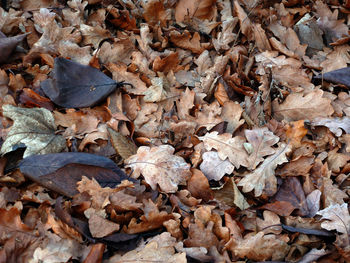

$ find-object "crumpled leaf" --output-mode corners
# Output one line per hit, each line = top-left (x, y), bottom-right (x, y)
(88, 214), (120, 238)
(244, 127), (279, 170)
(125, 145), (191, 193)
(317, 203), (350, 247)
(238, 143), (292, 197)
(317, 203), (350, 235)
(312, 116), (350, 136)
(226, 214), (289, 261)
(41, 58), (118, 108)
(108, 127), (137, 160)
(200, 151), (234, 181)
(108, 232), (187, 263)
(0, 104), (67, 158)
(214, 177), (250, 210)
(19, 152), (130, 197)
(0, 32), (28, 63)
(199, 131), (249, 169)
(273, 89), (334, 121)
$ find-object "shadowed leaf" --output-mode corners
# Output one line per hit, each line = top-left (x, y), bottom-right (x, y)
(0, 32), (28, 64)
(19, 152), (132, 197)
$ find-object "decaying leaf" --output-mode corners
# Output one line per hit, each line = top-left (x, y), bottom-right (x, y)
(273, 89), (334, 121)
(19, 152), (130, 197)
(238, 143), (292, 197)
(200, 151), (234, 181)
(108, 127), (137, 160)
(0, 32), (28, 63)
(312, 117), (350, 137)
(317, 203), (350, 247)
(244, 127), (279, 170)
(41, 58), (118, 108)
(108, 232), (186, 263)
(199, 132), (249, 169)
(125, 145), (191, 193)
(0, 105), (67, 158)
(214, 178), (250, 210)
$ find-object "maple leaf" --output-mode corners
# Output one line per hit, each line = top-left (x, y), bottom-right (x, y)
(0, 105), (67, 158)
(244, 127), (279, 170)
(273, 89), (334, 121)
(238, 143), (292, 197)
(199, 131), (249, 169)
(125, 145), (191, 193)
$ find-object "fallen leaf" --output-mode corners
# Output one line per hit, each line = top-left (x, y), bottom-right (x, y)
(88, 214), (120, 238)
(227, 227), (290, 261)
(273, 89), (334, 121)
(285, 120), (308, 148)
(108, 232), (186, 263)
(125, 145), (191, 193)
(257, 210), (282, 235)
(54, 109), (100, 138)
(317, 203), (350, 247)
(200, 151), (234, 181)
(19, 152), (130, 197)
(0, 32), (28, 64)
(108, 127), (137, 160)
(238, 143), (291, 197)
(274, 177), (309, 217)
(199, 131), (249, 169)
(187, 169), (213, 202)
(244, 127), (279, 170)
(41, 58), (119, 108)
(220, 101), (245, 134)
(312, 117), (350, 137)
(0, 105), (67, 158)
(175, 0), (217, 23)
(306, 189), (321, 217)
(124, 199), (174, 234)
(315, 67), (350, 88)
(214, 177), (250, 210)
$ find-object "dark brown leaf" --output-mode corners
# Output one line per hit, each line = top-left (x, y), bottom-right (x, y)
(19, 152), (132, 197)
(0, 32), (28, 64)
(41, 58), (119, 108)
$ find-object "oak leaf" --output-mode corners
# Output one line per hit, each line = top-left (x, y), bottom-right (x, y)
(88, 214), (120, 238)
(125, 145), (191, 193)
(199, 131), (249, 169)
(273, 89), (334, 121)
(244, 127), (279, 170)
(317, 203), (350, 247)
(0, 105), (67, 158)
(312, 117), (350, 137)
(200, 151), (234, 181)
(108, 232), (186, 263)
(238, 143), (291, 197)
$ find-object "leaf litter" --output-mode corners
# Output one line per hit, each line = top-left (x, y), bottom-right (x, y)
(0, 0), (350, 262)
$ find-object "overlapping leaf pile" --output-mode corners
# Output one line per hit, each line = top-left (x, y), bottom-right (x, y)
(0, 0), (350, 262)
